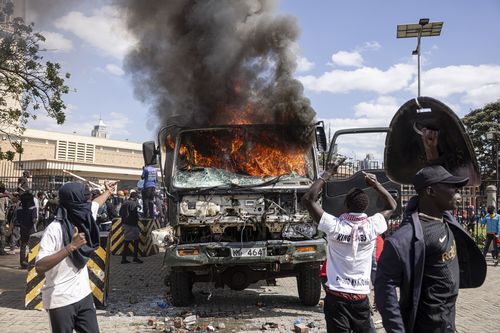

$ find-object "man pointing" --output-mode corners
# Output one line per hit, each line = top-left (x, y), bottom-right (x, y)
(35, 181), (115, 333)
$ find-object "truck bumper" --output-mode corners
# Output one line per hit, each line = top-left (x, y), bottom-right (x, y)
(162, 239), (326, 269)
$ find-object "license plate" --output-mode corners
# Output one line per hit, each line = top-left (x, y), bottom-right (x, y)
(231, 247), (265, 257)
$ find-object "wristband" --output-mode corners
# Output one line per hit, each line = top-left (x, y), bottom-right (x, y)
(64, 246), (71, 256)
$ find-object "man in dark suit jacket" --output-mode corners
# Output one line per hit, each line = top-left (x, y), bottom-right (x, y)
(375, 129), (486, 333)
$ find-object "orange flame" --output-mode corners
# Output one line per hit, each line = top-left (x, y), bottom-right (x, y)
(178, 129), (308, 177)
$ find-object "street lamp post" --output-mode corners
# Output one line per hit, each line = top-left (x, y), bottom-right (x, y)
(397, 18), (443, 97)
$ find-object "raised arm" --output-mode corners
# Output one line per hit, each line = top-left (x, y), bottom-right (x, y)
(301, 159), (345, 223)
(363, 172), (397, 221)
(92, 181), (117, 208)
(421, 128), (439, 161)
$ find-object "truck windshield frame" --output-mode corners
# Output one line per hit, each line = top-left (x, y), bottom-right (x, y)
(170, 125), (316, 189)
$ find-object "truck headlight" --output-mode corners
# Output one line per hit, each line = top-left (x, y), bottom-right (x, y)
(281, 223), (317, 239)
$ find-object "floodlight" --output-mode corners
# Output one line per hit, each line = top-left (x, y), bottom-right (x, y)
(396, 18), (444, 97)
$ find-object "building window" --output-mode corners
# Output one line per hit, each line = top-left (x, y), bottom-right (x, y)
(56, 140), (95, 163)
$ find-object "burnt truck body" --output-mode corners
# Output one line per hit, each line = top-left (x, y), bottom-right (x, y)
(143, 123), (328, 306)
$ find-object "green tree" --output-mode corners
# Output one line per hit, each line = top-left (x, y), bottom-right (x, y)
(462, 100), (500, 182)
(0, 17), (70, 160)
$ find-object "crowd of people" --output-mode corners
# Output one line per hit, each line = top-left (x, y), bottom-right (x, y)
(0, 171), (167, 270)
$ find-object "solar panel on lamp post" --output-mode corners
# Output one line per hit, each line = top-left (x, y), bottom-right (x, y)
(397, 18), (443, 97)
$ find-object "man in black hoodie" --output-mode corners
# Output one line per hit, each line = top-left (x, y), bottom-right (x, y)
(35, 181), (115, 333)
(119, 190), (143, 264)
(17, 192), (37, 268)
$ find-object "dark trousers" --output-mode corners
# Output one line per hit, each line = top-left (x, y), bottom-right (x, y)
(0, 220), (6, 254)
(9, 226), (20, 249)
(142, 187), (155, 218)
(19, 239), (29, 267)
(324, 293), (372, 333)
(122, 240), (139, 260)
(483, 233), (498, 259)
(48, 293), (100, 333)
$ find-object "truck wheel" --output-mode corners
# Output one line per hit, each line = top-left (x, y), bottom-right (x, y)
(296, 264), (321, 306)
(170, 271), (194, 306)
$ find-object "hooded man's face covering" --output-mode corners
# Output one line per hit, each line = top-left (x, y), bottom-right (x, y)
(57, 182), (100, 269)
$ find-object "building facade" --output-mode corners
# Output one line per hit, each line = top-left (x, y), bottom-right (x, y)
(0, 128), (146, 191)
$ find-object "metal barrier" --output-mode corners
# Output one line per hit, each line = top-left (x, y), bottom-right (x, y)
(138, 218), (161, 256)
(25, 232), (45, 310)
(25, 231), (111, 310)
(110, 217), (160, 257)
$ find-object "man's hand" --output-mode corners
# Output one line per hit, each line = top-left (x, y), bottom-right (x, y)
(104, 181), (117, 193)
(322, 157), (347, 181)
(363, 171), (379, 188)
(68, 226), (86, 252)
(421, 128), (439, 160)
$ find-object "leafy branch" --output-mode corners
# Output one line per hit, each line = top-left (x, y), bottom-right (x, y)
(0, 17), (70, 160)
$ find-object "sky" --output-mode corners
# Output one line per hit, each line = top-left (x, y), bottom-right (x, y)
(22, 0), (500, 149)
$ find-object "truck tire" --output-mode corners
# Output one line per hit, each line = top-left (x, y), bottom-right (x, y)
(296, 264), (321, 306)
(170, 271), (194, 306)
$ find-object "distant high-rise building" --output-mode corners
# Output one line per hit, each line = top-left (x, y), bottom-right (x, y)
(361, 153), (379, 170)
(91, 118), (109, 139)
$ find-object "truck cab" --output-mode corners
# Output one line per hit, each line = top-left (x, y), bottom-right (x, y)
(144, 123), (328, 306)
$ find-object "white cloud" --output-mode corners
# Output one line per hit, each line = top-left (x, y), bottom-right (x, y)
(296, 55), (315, 72)
(40, 31), (74, 53)
(320, 96), (398, 162)
(290, 42), (315, 73)
(354, 96), (399, 119)
(27, 108), (133, 140)
(107, 112), (133, 137)
(462, 84), (500, 107)
(105, 64), (125, 76)
(411, 64), (500, 107)
(54, 6), (137, 60)
(320, 96), (399, 139)
(359, 41), (381, 51)
(330, 51), (364, 68)
(299, 63), (415, 94)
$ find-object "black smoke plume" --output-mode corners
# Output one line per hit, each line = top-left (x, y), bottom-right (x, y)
(119, 0), (316, 145)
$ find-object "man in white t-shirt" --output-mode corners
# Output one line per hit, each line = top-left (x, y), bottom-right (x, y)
(35, 181), (115, 333)
(302, 163), (396, 333)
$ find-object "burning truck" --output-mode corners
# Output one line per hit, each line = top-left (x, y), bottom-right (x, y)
(143, 123), (328, 306)
(120, 0), (333, 307)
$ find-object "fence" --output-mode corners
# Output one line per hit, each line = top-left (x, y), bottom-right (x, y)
(327, 156), (488, 241)
(0, 159), (78, 192)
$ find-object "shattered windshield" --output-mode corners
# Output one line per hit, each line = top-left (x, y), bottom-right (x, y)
(172, 126), (314, 188)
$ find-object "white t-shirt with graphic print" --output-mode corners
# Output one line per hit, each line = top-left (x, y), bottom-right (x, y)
(318, 211), (387, 295)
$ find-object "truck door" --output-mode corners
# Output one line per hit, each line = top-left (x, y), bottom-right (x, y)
(321, 128), (402, 220)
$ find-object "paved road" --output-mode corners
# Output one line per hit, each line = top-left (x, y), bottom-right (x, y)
(1, 250), (498, 332)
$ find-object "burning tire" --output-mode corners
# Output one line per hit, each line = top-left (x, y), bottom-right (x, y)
(296, 263), (321, 306)
(169, 270), (194, 306)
